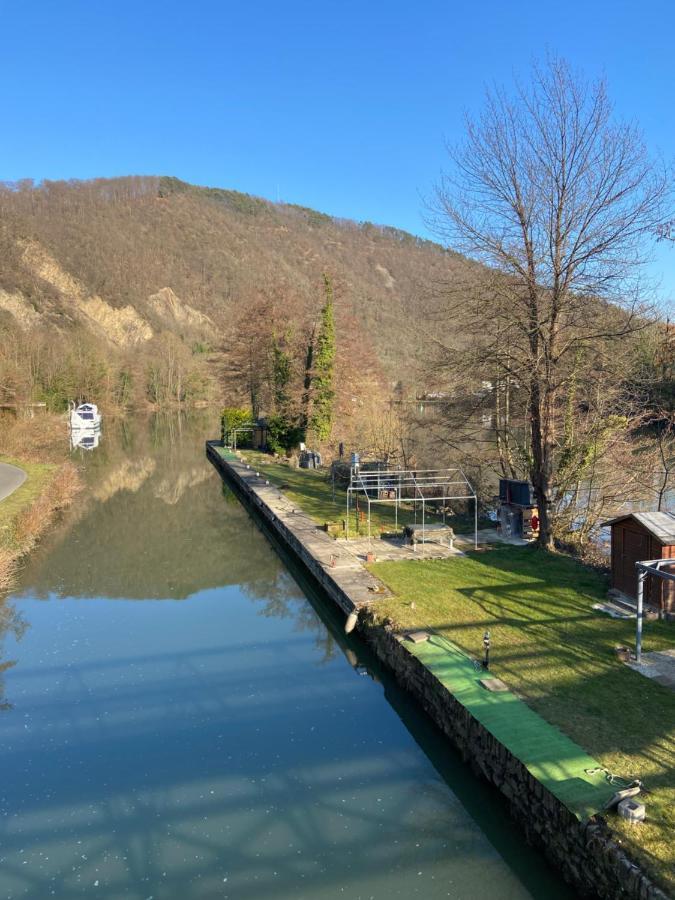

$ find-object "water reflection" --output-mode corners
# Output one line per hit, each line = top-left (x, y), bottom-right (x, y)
(0, 599), (28, 709)
(70, 428), (102, 453)
(0, 413), (574, 900)
(20, 414), (291, 603)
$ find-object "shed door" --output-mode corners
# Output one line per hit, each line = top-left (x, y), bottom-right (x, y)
(617, 526), (650, 598)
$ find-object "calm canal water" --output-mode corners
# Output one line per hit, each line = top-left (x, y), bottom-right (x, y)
(0, 415), (575, 900)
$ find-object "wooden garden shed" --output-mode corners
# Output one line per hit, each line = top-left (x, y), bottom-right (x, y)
(602, 512), (675, 613)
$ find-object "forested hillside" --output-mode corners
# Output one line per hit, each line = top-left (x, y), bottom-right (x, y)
(0, 176), (469, 424)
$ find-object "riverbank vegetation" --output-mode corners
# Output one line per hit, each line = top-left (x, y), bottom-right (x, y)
(369, 546), (674, 893)
(0, 323), (218, 414)
(0, 457), (81, 594)
(0, 413), (83, 595)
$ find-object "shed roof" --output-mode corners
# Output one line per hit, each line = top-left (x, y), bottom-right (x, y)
(600, 511), (675, 544)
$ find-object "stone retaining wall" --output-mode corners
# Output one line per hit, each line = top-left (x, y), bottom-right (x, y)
(207, 442), (670, 900)
(207, 443), (356, 615)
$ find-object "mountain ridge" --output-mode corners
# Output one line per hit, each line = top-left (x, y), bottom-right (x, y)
(0, 175), (473, 413)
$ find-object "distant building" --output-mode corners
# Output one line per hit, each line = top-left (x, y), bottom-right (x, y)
(250, 418), (269, 450)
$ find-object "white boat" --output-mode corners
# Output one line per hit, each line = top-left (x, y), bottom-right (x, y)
(69, 402), (102, 431)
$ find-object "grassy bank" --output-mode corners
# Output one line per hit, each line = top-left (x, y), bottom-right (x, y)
(0, 459), (56, 542)
(369, 546), (675, 893)
(0, 438), (82, 595)
(237, 449), (489, 537)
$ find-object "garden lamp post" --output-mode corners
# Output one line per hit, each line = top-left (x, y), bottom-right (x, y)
(482, 630), (490, 670)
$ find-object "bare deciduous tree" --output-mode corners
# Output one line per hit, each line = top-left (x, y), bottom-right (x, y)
(429, 57), (668, 548)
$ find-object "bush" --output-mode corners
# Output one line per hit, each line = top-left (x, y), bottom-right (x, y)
(221, 407), (252, 444)
(266, 414), (304, 454)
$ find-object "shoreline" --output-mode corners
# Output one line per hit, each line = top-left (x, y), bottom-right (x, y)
(0, 456), (81, 597)
(206, 440), (670, 900)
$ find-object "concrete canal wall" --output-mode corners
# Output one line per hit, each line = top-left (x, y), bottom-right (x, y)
(206, 442), (388, 617)
(206, 442), (669, 900)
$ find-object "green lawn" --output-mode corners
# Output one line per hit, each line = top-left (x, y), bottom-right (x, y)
(237, 449), (488, 537)
(0, 457), (56, 551)
(370, 546), (675, 894)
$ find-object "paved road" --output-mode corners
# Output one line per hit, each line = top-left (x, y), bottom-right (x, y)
(0, 462), (27, 503)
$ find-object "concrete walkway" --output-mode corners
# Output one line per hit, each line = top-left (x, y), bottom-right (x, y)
(337, 528), (530, 563)
(456, 527), (530, 548)
(211, 445), (388, 611)
(0, 462), (26, 503)
(626, 649), (675, 692)
(338, 534), (464, 564)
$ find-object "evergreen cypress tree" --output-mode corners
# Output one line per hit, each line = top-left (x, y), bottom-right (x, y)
(271, 335), (292, 414)
(300, 324), (315, 438)
(309, 275), (336, 442)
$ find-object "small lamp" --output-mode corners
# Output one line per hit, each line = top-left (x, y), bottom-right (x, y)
(482, 630), (491, 670)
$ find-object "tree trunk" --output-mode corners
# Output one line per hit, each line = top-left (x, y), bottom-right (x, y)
(530, 381), (555, 550)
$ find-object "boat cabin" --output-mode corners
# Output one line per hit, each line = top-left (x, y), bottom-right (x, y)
(75, 403), (97, 422)
(69, 401), (102, 430)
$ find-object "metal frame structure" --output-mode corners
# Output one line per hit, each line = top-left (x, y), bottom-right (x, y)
(635, 558), (675, 663)
(346, 466), (478, 550)
(226, 425), (256, 451)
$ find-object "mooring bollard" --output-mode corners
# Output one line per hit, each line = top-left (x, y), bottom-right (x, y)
(345, 611), (358, 634)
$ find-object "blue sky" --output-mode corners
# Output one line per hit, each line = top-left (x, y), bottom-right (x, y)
(2, 0), (674, 301)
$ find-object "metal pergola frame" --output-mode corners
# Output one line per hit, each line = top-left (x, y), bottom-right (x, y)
(346, 466), (478, 550)
(225, 425), (255, 451)
(635, 558), (675, 663)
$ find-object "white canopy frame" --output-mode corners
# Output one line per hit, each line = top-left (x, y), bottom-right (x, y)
(635, 558), (675, 663)
(225, 425), (256, 451)
(346, 467), (478, 550)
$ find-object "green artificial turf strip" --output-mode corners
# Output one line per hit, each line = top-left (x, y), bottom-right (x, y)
(406, 632), (614, 820)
